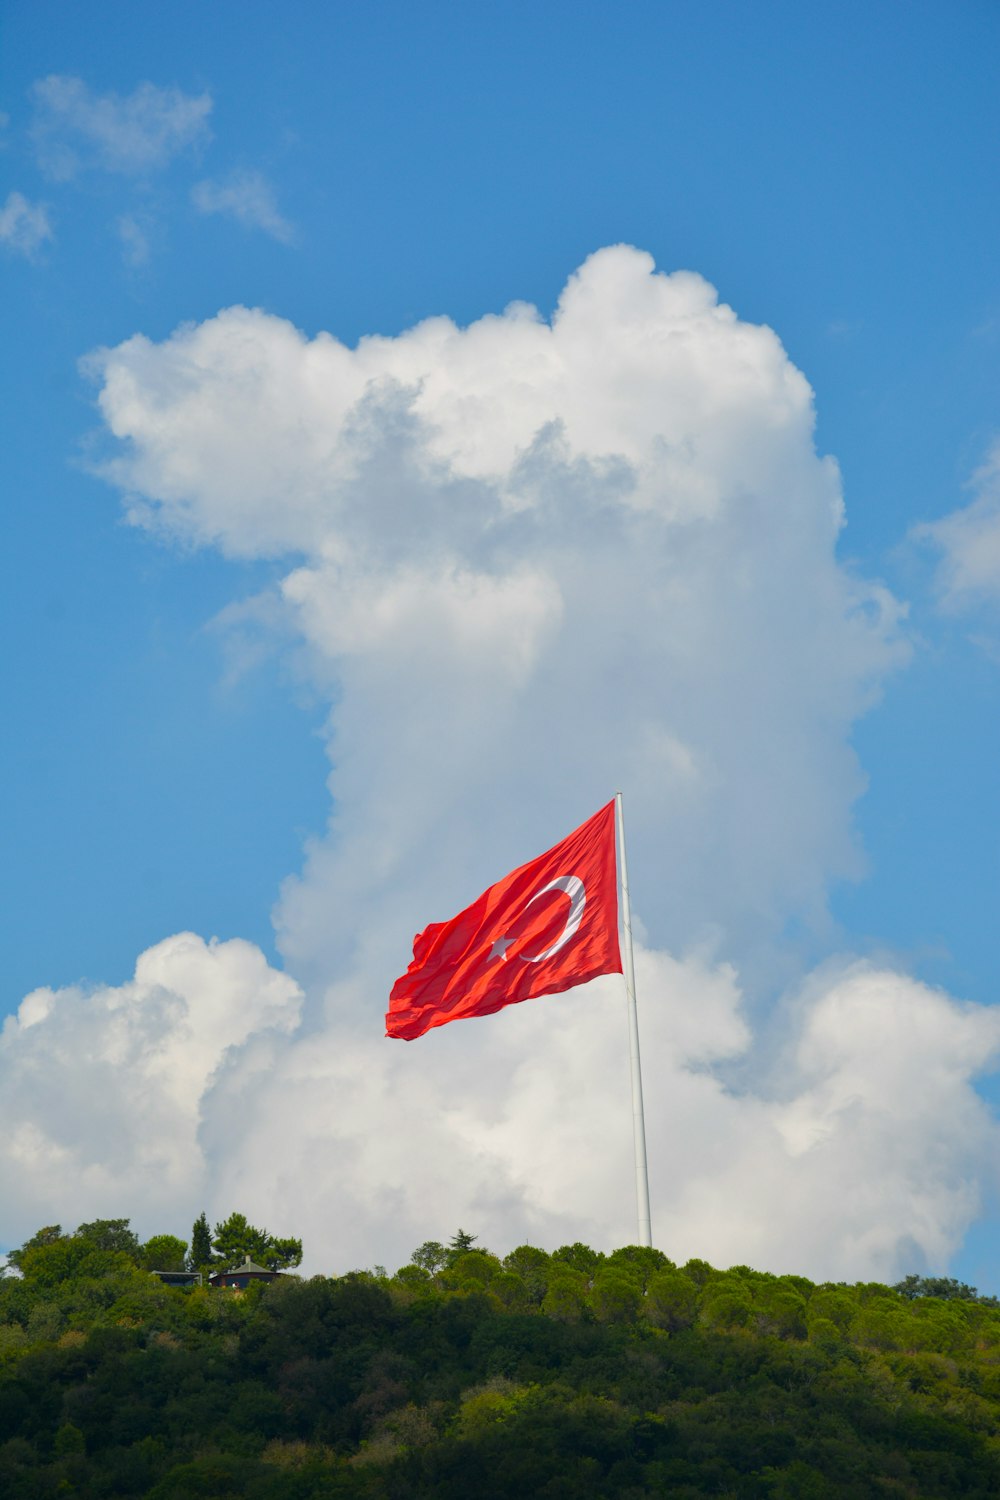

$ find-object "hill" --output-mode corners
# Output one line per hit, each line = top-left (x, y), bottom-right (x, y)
(3, 1221), (1000, 1496)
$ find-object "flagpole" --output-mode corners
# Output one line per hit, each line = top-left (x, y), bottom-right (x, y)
(615, 791), (652, 1248)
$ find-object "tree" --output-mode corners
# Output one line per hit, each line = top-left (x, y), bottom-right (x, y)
(5, 1225), (63, 1273)
(645, 1269), (699, 1331)
(606, 1245), (668, 1289)
(188, 1212), (215, 1271)
(445, 1229), (478, 1265)
(753, 1283), (807, 1340)
(490, 1270), (531, 1311)
(411, 1240), (447, 1274)
(7, 1221), (142, 1287)
(542, 1266), (588, 1322)
(682, 1257), (714, 1287)
(140, 1235), (188, 1272)
(699, 1280), (753, 1331)
(211, 1211), (302, 1271)
(895, 1274), (998, 1306)
(53, 1422), (86, 1457)
(590, 1266), (642, 1324)
(75, 1219), (140, 1260)
(394, 1263), (431, 1287)
(552, 1242), (604, 1278)
(850, 1296), (908, 1351)
(442, 1251), (501, 1291)
(503, 1245), (551, 1304)
(808, 1288), (856, 1333)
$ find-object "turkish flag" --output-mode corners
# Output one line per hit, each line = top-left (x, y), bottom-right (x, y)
(386, 800), (622, 1040)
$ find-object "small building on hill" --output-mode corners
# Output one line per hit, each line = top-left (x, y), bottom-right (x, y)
(209, 1255), (280, 1290)
(150, 1269), (202, 1288)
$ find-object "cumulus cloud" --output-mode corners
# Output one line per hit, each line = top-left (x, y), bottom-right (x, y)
(0, 934), (300, 1242)
(31, 75), (211, 180)
(916, 442), (1000, 607)
(0, 190), (52, 257)
(684, 961), (1000, 1277)
(192, 168), (294, 243)
(197, 949), (1000, 1282)
(86, 246), (906, 978)
(13, 243), (988, 1279)
(4, 934), (998, 1282)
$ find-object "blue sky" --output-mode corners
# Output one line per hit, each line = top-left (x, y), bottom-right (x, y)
(2, 0), (999, 1285)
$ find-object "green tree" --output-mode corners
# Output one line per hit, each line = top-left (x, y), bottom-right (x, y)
(645, 1268), (699, 1331)
(26, 1300), (64, 1341)
(410, 1240), (447, 1274)
(445, 1228), (478, 1264)
(140, 1234), (188, 1272)
(753, 1282), (807, 1339)
(394, 1263), (431, 1288)
(908, 1299), (974, 1355)
(54, 1422), (86, 1456)
(10, 1230), (82, 1286)
(699, 1278), (753, 1331)
(211, 1211), (302, 1271)
(895, 1273), (998, 1306)
(850, 1296), (907, 1350)
(552, 1241), (604, 1278)
(606, 1245), (669, 1289)
(807, 1315), (844, 1353)
(807, 1287), (856, 1332)
(490, 1270), (531, 1311)
(442, 1250), (501, 1291)
(8, 1221), (141, 1287)
(188, 1212), (215, 1270)
(5, 1224), (63, 1272)
(454, 1377), (530, 1437)
(682, 1256), (715, 1286)
(503, 1245), (551, 1304)
(542, 1265), (589, 1322)
(75, 1218), (141, 1259)
(590, 1266), (643, 1324)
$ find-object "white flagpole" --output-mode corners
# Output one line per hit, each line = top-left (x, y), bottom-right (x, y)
(615, 791), (652, 1248)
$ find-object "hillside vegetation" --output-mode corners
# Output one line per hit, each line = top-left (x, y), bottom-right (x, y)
(3, 1219), (1000, 1497)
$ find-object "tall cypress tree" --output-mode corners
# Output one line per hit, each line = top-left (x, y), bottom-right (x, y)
(188, 1212), (214, 1271)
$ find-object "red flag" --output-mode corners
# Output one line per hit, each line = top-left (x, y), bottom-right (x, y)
(386, 801), (621, 1040)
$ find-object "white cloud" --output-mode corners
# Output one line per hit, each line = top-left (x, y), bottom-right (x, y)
(219, 949), (1000, 1282)
(37, 244), (995, 1281)
(682, 961), (1000, 1277)
(916, 442), (1000, 607)
(31, 75), (211, 180)
(0, 934), (301, 1243)
(3, 934), (997, 1283)
(86, 246), (906, 976)
(191, 168), (294, 243)
(468, 956), (1000, 1280)
(0, 190), (52, 257)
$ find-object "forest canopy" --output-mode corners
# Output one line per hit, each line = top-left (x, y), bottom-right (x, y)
(3, 1216), (1000, 1497)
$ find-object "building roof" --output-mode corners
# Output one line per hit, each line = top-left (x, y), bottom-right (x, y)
(212, 1254), (274, 1277)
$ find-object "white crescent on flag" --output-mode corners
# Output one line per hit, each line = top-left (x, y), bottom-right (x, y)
(519, 875), (586, 962)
